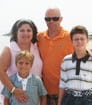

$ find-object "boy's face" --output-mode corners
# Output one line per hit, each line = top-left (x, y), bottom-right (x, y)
(16, 57), (32, 78)
(72, 33), (88, 51)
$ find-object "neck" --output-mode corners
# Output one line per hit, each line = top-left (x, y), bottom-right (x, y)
(75, 50), (87, 59)
(17, 42), (31, 51)
(48, 27), (61, 38)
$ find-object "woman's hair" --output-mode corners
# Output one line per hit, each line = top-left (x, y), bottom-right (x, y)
(70, 25), (88, 40)
(15, 50), (34, 65)
(10, 19), (38, 44)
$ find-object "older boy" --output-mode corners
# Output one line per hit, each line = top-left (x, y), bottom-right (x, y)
(58, 25), (92, 105)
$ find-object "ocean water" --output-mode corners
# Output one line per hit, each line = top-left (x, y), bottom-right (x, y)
(0, 35), (10, 54)
(0, 35), (92, 53)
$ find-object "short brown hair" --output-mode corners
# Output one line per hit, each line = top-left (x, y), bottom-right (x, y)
(15, 50), (34, 65)
(70, 25), (88, 40)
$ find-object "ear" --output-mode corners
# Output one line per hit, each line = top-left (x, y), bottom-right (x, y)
(60, 17), (63, 22)
(87, 39), (89, 43)
(87, 49), (92, 57)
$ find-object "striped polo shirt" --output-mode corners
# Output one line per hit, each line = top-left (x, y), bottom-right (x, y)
(59, 53), (92, 91)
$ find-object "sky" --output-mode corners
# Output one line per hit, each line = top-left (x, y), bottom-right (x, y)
(0, 0), (92, 35)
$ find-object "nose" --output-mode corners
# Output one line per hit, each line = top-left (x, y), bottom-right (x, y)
(23, 31), (29, 35)
(21, 63), (27, 68)
(49, 19), (54, 22)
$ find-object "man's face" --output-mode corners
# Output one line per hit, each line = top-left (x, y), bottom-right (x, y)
(44, 9), (62, 29)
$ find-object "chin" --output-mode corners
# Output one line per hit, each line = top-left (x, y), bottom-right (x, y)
(21, 73), (29, 78)
(21, 75), (28, 78)
(76, 48), (84, 51)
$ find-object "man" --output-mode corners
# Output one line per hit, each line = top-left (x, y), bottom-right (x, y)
(38, 8), (74, 105)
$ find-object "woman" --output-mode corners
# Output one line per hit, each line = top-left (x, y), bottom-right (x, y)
(58, 25), (92, 105)
(0, 19), (43, 103)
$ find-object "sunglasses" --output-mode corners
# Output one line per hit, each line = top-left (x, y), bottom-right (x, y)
(45, 17), (60, 22)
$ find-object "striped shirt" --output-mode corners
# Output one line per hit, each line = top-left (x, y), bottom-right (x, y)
(59, 53), (92, 91)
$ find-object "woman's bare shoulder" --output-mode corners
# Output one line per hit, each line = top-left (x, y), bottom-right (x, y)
(0, 46), (11, 71)
(0, 46), (11, 56)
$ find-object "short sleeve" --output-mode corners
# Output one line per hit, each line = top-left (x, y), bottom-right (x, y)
(1, 86), (11, 98)
(59, 59), (67, 89)
(37, 77), (47, 96)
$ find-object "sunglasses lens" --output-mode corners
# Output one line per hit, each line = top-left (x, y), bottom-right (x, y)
(52, 17), (59, 21)
(45, 17), (51, 21)
(45, 17), (60, 22)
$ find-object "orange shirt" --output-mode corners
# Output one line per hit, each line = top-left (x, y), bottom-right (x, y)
(38, 27), (74, 95)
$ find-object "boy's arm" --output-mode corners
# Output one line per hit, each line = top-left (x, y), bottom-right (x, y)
(4, 97), (10, 105)
(40, 95), (47, 105)
(58, 88), (65, 105)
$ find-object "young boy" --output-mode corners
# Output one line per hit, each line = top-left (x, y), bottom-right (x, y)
(2, 50), (47, 105)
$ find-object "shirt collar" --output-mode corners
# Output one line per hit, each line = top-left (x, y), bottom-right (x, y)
(17, 73), (32, 82)
(44, 27), (67, 39)
(72, 51), (90, 63)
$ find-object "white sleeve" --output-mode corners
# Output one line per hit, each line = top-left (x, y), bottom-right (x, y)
(59, 60), (67, 89)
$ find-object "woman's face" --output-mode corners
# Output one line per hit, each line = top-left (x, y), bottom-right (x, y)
(17, 24), (33, 44)
(72, 33), (88, 51)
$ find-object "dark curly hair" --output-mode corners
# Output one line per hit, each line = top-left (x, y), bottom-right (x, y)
(10, 19), (38, 44)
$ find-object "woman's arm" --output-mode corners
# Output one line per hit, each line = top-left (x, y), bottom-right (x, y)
(0, 47), (29, 103)
(0, 47), (13, 91)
